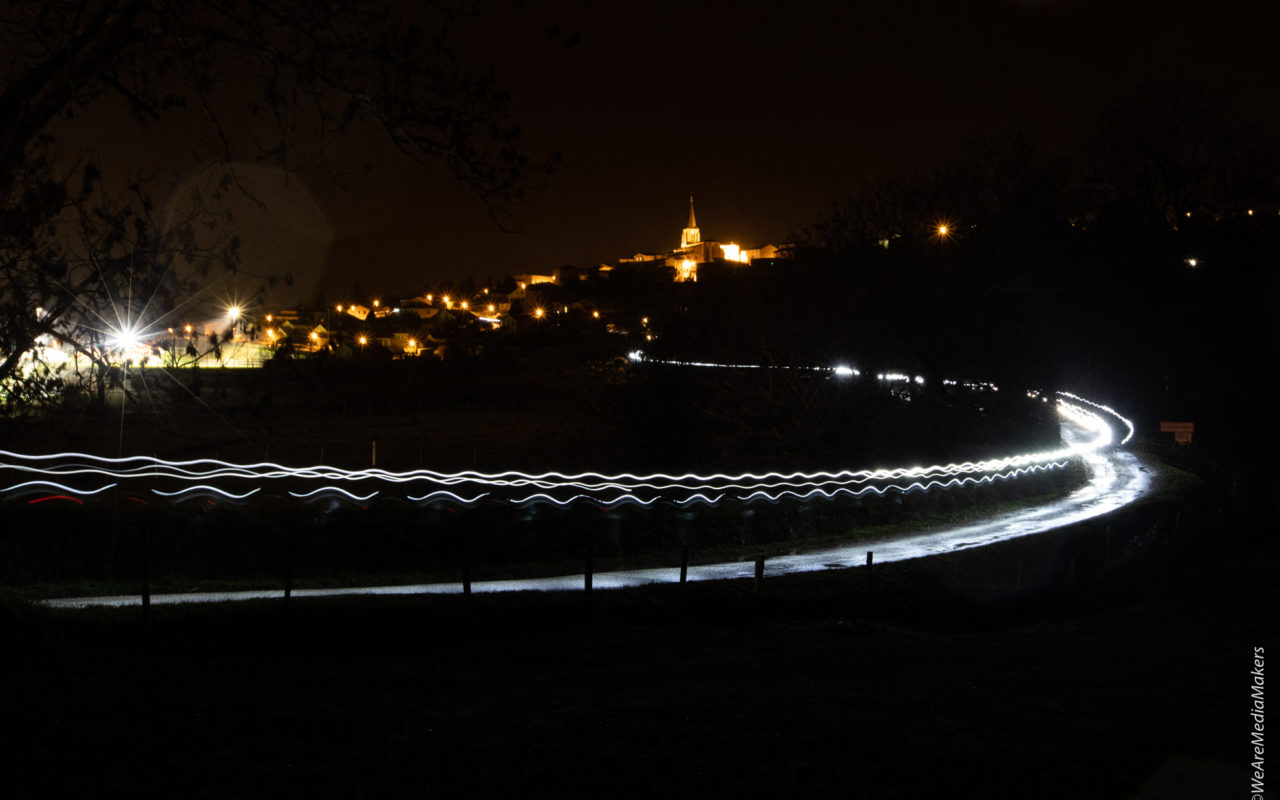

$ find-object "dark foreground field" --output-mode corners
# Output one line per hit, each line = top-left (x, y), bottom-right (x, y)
(3, 454), (1274, 799)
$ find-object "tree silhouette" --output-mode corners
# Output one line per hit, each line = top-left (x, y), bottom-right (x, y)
(0, 0), (547, 408)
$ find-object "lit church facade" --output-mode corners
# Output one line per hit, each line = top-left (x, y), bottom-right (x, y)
(618, 197), (779, 282)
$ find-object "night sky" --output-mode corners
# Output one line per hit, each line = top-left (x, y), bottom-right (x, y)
(90, 0), (1279, 301)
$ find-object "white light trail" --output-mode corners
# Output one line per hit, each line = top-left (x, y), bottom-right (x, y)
(405, 491), (491, 504)
(42, 434), (1150, 610)
(1057, 391), (1134, 445)
(152, 486), (261, 500)
(733, 462), (1068, 504)
(21, 354), (1154, 607)
(0, 349), (1134, 513)
(287, 487), (380, 501)
(0, 399), (1113, 508)
(1, 480), (117, 497)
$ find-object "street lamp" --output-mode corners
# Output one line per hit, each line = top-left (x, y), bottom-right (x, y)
(109, 326), (140, 350)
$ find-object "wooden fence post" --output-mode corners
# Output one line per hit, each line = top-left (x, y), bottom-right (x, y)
(140, 524), (151, 627)
(283, 526), (297, 607)
(584, 528), (594, 593)
(676, 510), (694, 585)
(461, 512), (472, 599)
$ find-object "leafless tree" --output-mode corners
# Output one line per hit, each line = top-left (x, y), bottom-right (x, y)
(0, 0), (546, 410)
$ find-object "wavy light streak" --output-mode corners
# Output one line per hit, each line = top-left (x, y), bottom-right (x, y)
(0, 356), (1131, 510)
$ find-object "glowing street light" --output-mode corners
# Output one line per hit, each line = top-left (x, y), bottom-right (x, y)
(936, 224), (949, 237)
(109, 326), (141, 349)
(228, 306), (241, 320)
(184, 324), (193, 335)
(592, 310), (600, 319)
(460, 301), (469, 310)
(534, 308), (545, 319)
(358, 336), (368, 345)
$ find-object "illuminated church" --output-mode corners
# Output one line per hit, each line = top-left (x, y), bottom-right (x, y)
(619, 197), (780, 282)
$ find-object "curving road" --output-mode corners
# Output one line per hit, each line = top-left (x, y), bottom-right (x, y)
(42, 418), (1153, 608)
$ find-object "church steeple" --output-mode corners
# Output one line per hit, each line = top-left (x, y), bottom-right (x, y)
(680, 195), (701, 249)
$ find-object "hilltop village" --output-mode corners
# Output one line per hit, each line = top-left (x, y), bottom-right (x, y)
(108, 199), (787, 367)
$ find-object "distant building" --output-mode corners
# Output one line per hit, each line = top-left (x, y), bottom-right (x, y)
(618, 197), (780, 282)
(511, 273), (558, 292)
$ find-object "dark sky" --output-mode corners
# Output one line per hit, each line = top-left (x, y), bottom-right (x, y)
(114, 0), (1279, 299)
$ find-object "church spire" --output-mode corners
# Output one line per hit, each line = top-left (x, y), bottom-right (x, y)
(680, 195), (701, 249)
